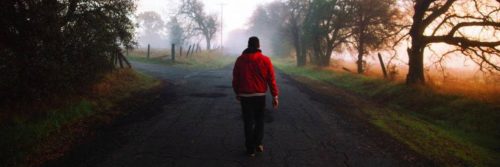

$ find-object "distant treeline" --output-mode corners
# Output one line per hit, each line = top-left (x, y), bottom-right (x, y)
(0, 0), (135, 104)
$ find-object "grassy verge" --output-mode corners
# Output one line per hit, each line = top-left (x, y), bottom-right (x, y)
(274, 60), (500, 167)
(127, 50), (235, 70)
(0, 69), (160, 166)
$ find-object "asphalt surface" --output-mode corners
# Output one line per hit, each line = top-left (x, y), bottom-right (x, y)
(44, 61), (432, 167)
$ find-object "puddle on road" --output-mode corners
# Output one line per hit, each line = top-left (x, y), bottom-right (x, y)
(189, 93), (227, 98)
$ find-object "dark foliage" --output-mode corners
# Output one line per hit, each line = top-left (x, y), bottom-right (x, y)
(0, 0), (136, 105)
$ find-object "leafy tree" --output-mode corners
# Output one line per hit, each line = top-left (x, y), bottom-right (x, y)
(179, 0), (218, 50)
(303, 0), (354, 66)
(406, 0), (500, 85)
(351, 0), (401, 74)
(136, 11), (166, 47)
(285, 0), (310, 66)
(0, 0), (135, 103)
(167, 17), (186, 46)
(247, 6), (271, 47)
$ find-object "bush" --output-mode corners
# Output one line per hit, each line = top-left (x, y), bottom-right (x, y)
(0, 0), (136, 104)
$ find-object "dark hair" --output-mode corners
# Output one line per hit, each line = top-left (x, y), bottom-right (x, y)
(248, 36), (260, 48)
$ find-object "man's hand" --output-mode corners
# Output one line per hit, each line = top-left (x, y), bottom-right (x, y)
(272, 96), (279, 109)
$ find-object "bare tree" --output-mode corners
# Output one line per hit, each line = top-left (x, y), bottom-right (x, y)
(179, 0), (218, 50)
(406, 0), (500, 85)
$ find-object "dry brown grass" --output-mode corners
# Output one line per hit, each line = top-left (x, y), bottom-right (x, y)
(128, 49), (236, 70)
(91, 69), (144, 97)
(324, 58), (500, 104)
(129, 48), (170, 59)
(275, 59), (500, 166)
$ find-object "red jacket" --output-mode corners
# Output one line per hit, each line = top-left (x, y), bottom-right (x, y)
(232, 49), (279, 97)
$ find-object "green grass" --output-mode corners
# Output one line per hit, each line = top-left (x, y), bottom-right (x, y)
(0, 101), (93, 165)
(127, 50), (235, 70)
(274, 60), (500, 167)
(0, 69), (160, 166)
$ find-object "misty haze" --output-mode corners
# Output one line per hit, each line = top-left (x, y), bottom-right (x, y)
(1, 0), (499, 167)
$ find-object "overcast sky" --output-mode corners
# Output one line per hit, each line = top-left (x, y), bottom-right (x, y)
(136, 0), (274, 45)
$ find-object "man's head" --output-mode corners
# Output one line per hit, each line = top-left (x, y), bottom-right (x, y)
(248, 36), (260, 48)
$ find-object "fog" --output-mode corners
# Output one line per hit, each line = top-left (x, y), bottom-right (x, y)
(135, 0), (274, 50)
(134, 0), (499, 77)
(224, 29), (249, 55)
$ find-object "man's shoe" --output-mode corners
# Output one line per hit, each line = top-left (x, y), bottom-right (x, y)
(256, 145), (264, 152)
(247, 150), (256, 157)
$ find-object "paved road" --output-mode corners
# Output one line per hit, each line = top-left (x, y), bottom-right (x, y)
(45, 61), (431, 167)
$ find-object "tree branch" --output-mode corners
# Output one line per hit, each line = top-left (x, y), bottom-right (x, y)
(448, 21), (500, 37)
(431, 14), (483, 36)
(422, 0), (456, 29)
(425, 35), (500, 48)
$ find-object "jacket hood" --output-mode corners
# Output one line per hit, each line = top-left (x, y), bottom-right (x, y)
(242, 47), (261, 54)
(241, 47), (262, 61)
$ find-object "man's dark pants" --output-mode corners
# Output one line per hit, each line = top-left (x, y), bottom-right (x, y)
(240, 96), (266, 154)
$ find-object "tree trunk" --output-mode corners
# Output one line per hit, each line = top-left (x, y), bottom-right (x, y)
(205, 36), (211, 50)
(312, 45), (321, 66)
(300, 45), (307, 66)
(295, 39), (306, 66)
(356, 6), (365, 74)
(320, 45), (335, 67)
(318, 48), (331, 67)
(406, 1), (430, 85)
(320, 56), (330, 67)
(357, 39), (364, 74)
(297, 51), (306, 66)
(292, 26), (306, 67)
(406, 45), (425, 84)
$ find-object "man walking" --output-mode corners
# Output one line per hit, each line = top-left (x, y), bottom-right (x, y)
(232, 36), (279, 157)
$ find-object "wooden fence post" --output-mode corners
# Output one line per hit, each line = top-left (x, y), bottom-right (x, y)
(180, 46), (183, 57)
(378, 53), (388, 79)
(191, 44), (195, 54)
(171, 43), (176, 61)
(187, 44), (192, 57)
(147, 44), (150, 59)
